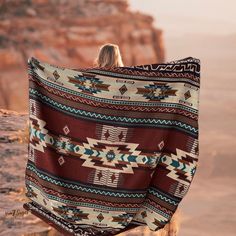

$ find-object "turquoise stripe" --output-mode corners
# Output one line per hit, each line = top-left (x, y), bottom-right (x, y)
(26, 180), (139, 213)
(148, 187), (180, 205)
(29, 89), (198, 135)
(142, 201), (171, 220)
(26, 163), (146, 198)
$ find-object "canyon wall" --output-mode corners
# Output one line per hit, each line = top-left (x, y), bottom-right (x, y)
(0, 0), (165, 111)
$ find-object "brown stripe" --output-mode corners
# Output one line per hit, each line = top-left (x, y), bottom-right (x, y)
(30, 76), (198, 120)
(29, 79), (198, 127)
(28, 102), (175, 152)
(25, 168), (145, 204)
(147, 194), (177, 212)
(26, 173), (141, 209)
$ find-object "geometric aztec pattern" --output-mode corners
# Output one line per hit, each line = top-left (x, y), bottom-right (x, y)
(24, 56), (201, 235)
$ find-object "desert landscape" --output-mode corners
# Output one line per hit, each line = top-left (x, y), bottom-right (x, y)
(0, 0), (236, 236)
(166, 30), (236, 236)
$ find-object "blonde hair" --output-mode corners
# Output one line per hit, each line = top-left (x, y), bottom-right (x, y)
(94, 43), (124, 68)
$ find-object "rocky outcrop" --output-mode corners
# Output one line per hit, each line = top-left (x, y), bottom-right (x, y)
(0, 108), (63, 235)
(0, 0), (165, 111)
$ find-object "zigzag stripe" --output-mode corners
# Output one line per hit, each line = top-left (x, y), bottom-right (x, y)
(147, 193), (178, 206)
(145, 198), (174, 215)
(26, 180), (139, 213)
(27, 174), (141, 208)
(147, 188), (180, 206)
(29, 71), (198, 114)
(29, 89), (198, 135)
(26, 163), (146, 198)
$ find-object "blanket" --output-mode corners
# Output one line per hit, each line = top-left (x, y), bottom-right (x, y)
(23, 56), (201, 236)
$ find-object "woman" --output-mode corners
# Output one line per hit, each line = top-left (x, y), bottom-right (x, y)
(93, 43), (179, 236)
(93, 43), (124, 68)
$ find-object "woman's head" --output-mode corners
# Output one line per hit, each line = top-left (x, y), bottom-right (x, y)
(94, 43), (124, 68)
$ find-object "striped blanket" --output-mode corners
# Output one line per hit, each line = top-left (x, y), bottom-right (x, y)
(23, 56), (201, 235)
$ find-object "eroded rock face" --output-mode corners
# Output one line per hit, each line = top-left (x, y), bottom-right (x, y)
(0, 0), (165, 111)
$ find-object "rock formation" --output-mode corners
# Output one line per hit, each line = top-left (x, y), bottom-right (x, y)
(0, 0), (165, 111)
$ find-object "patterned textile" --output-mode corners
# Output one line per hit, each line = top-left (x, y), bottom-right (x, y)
(23, 56), (201, 235)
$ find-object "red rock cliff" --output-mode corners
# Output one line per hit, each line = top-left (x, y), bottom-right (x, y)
(0, 0), (165, 111)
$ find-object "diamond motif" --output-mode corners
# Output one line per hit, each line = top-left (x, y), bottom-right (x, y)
(137, 83), (177, 101)
(184, 90), (191, 100)
(80, 137), (154, 174)
(119, 84), (128, 95)
(106, 150), (115, 162)
(63, 125), (70, 135)
(53, 70), (60, 80)
(58, 156), (65, 165)
(97, 213), (104, 222)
